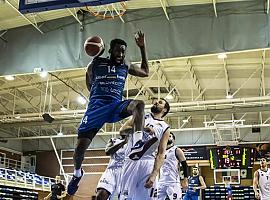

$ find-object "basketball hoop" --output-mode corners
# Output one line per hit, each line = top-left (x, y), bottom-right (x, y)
(84, 2), (127, 21)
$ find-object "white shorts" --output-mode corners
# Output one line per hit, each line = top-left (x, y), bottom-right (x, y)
(158, 182), (182, 200)
(119, 159), (157, 200)
(96, 167), (122, 198)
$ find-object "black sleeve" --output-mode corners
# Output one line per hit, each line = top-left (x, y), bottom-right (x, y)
(181, 160), (189, 178)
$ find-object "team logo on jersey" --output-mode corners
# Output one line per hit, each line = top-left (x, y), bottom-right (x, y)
(100, 178), (109, 184)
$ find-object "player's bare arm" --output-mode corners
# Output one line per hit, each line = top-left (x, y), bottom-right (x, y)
(198, 176), (207, 189)
(253, 170), (260, 199)
(176, 148), (189, 189)
(86, 62), (93, 92)
(105, 138), (127, 155)
(144, 128), (170, 188)
(128, 31), (149, 77)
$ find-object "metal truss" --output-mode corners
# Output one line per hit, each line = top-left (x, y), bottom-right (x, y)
(5, 0), (44, 34)
(187, 59), (205, 101)
(154, 61), (181, 102)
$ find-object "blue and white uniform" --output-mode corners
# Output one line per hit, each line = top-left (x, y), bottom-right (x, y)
(97, 138), (127, 199)
(158, 146), (182, 200)
(78, 57), (131, 137)
(119, 113), (170, 200)
(183, 176), (201, 200)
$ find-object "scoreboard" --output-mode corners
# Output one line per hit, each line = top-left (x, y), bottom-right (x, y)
(209, 146), (255, 169)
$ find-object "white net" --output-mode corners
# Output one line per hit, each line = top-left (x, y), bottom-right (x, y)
(85, 2), (127, 20)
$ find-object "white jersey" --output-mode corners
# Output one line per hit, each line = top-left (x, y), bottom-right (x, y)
(142, 113), (170, 159)
(107, 138), (126, 169)
(125, 113), (169, 160)
(159, 146), (180, 184)
(258, 168), (270, 200)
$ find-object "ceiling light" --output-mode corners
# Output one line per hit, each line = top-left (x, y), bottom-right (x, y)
(226, 94), (233, 99)
(57, 132), (63, 136)
(60, 106), (68, 111)
(77, 96), (87, 105)
(15, 116), (20, 119)
(218, 53), (227, 59)
(183, 119), (189, 123)
(4, 75), (15, 81)
(40, 71), (48, 78)
(165, 94), (174, 100)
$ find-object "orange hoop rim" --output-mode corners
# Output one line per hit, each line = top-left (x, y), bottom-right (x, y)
(85, 2), (127, 19)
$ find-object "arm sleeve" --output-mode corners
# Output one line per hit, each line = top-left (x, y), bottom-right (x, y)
(181, 160), (189, 178)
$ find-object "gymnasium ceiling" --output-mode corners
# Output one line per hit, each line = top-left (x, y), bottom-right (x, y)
(0, 0), (270, 141)
(0, 49), (270, 139)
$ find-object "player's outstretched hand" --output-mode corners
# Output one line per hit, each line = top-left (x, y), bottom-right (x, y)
(255, 191), (260, 199)
(144, 126), (155, 135)
(135, 30), (145, 48)
(144, 173), (156, 188)
(181, 178), (188, 190)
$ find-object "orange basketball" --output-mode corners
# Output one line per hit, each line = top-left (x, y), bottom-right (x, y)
(84, 36), (104, 57)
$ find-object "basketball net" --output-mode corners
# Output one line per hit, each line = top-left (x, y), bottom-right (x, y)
(84, 2), (127, 20)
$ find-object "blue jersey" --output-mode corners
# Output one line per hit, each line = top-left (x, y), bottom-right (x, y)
(187, 176), (201, 196)
(89, 57), (128, 101)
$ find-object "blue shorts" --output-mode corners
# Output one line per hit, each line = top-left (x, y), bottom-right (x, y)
(78, 99), (132, 138)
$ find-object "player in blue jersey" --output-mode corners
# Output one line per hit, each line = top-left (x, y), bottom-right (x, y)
(183, 166), (206, 200)
(67, 31), (151, 196)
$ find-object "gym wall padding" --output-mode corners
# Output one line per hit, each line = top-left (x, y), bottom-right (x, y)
(0, 0), (269, 75)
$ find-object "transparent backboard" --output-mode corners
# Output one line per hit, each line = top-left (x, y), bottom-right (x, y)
(214, 169), (240, 185)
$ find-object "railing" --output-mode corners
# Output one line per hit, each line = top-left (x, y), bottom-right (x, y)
(0, 157), (32, 172)
(0, 167), (64, 191)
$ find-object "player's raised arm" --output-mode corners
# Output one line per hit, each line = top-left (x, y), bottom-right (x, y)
(128, 31), (149, 77)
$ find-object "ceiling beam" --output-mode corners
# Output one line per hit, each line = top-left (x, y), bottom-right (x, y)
(159, 0), (170, 20)
(232, 65), (261, 97)
(176, 105), (270, 117)
(155, 61), (181, 102)
(187, 59), (205, 101)
(66, 8), (82, 25)
(260, 50), (266, 96)
(267, 0), (270, 14)
(212, 0), (218, 17)
(5, 0), (44, 34)
(223, 58), (231, 97)
(131, 69), (156, 100)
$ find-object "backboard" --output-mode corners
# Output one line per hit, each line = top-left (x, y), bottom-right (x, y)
(19, 0), (126, 14)
(214, 169), (240, 185)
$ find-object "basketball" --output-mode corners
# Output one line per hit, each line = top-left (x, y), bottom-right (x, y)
(84, 36), (104, 57)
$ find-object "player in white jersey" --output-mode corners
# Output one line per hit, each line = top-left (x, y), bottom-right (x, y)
(96, 135), (127, 200)
(158, 132), (188, 200)
(253, 157), (270, 200)
(119, 98), (171, 200)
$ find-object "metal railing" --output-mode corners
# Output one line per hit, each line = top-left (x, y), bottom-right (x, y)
(0, 157), (32, 172)
(0, 167), (64, 191)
